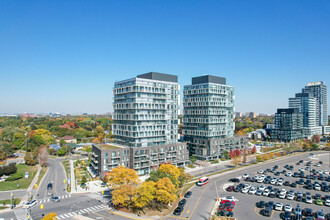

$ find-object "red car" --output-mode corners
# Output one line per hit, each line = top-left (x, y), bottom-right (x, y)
(226, 186), (235, 192)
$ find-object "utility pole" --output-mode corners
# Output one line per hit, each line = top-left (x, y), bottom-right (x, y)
(214, 181), (220, 202)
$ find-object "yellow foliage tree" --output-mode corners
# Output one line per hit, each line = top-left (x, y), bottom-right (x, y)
(178, 167), (192, 187)
(158, 164), (180, 186)
(256, 155), (263, 162)
(155, 177), (177, 209)
(269, 152), (275, 159)
(132, 181), (156, 210)
(41, 212), (56, 220)
(105, 166), (140, 188)
(112, 184), (136, 210)
(231, 156), (242, 167)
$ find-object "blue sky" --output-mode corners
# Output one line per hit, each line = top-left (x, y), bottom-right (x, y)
(0, 0), (329, 114)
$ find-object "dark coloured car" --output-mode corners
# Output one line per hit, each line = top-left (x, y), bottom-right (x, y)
(297, 179), (304, 185)
(291, 183), (297, 188)
(275, 172), (281, 176)
(296, 195), (303, 202)
(303, 208), (313, 217)
(266, 201), (274, 209)
(173, 206), (183, 215)
(47, 183), (53, 190)
(256, 201), (266, 208)
(284, 181), (291, 186)
(322, 185), (329, 192)
(245, 177), (251, 181)
(289, 166), (294, 170)
(263, 207), (272, 217)
(234, 186), (241, 192)
(282, 211), (292, 220)
(184, 191), (192, 198)
(325, 213), (330, 220)
(274, 165), (278, 169)
(178, 199), (186, 208)
(293, 172), (299, 178)
(229, 178), (240, 183)
(226, 186), (235, 192)
(217, 210), (233, 217)
(319, 161), (323, 164)
(264, 179), (270, 184)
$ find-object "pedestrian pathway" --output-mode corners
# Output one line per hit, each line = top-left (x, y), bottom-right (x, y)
(55, 204), (107, 219)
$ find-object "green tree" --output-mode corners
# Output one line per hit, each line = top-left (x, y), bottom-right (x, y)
(57, 148), (66, 156)
(24, 152), (37, 165)
(222, 151), (229, 159)
(190, 156), (197, 164)
(13, 132), (26, 149)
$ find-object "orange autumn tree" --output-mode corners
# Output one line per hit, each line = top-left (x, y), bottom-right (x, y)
(155, 177), (177, 209)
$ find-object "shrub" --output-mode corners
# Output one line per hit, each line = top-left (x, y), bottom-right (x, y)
(5, 172), (24, 181)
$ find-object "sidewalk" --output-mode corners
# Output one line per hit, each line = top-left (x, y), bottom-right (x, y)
(19, 164), (42, 206)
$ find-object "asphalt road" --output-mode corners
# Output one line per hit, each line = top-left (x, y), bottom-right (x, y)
(164, 151), (330, 220)
(35, 158), (68, 200)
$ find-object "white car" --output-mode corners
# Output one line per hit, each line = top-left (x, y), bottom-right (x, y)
(270, 179), (277, 185)
(257, 177), (264, 183)
(276, 180), (283, 186)
(278, 192), (286, 199)
(314, 184), (321, 191)
(318, 169), (323, 174)
(249, 187), (257, 194)
(286, 193), (295, 200)
(25, 199), (37, 209)
(324, 170), (329, 175)
(280, 188), (287, 193)
(325, 200), (330, 206)
(225, 196), (235, 201)
(259, 185), (266, 191)
(244, 183), (251, 189)
(274, 203), (283, 211)
(299, 167), (305, 171)
(256, 189), (263, 196)
(305, 196), (313, 204)
(242, 174), (249, 178)
(315, 163), (321, 167)
(258, 169), (263, 174)
(241, 187), (249, 193)
(284, 204), (292, 212)
(286, 172), (292, 177)
(263, 189), (270, 196)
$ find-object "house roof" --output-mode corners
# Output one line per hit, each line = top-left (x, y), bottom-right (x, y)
(56, 136), (76, 140)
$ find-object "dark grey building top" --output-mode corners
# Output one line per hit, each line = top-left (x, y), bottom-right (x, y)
(277, 108), (300, 114)
(295, 93), (312, 98)
(137, 72), (178, 83)
(192, 75), (226, 85)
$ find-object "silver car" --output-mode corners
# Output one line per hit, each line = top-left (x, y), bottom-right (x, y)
(50, 196), (60, 202)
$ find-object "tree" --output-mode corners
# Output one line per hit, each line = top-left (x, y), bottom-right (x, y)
(190, 156), (197, 164)
(13, 132), (25, 149)
(57, 148), (66, 156)
(59, 139), (66, 147)
(24, 152), (36, 166)
(132, 181), (156, 210)
(112, 184), (136, 210)
(222, 150), (229, 159)
(310, 143), (319, 151)
(39, 146), (48, 166)
(312, 135), (320, 143)
(234, 148), (241, 157)
(81, 175), (87, 185)
(41, 212), (56, 220)
(158, 164), (180, 187)
(229, 149), (235, 158)
(242, 153), (247, 164)
(178, 167), (192, 187)
(251, 146), (257, 154)
(105, 166), (139, 188)
(231, 156), (242, 167)
(256, 155), (263, 162)
(155, 177), (177, 210)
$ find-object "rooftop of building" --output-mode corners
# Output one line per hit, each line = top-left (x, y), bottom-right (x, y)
(276, 108), (301, 114)
(191, 75), (226, 85)
(56, 136), (76, 140)
(137, 72), (178, 83)
(93, 143), (128, 150)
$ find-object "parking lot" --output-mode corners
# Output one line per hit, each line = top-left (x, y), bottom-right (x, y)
(221, 153), (330, 219)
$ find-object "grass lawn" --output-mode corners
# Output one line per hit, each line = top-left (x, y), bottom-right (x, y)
(36, 166), (47, 186)
(61, 161), (70, 177)
(0, 206), (8, 210)
(0, 198), (22, 205)
(0, 164), (38, 191)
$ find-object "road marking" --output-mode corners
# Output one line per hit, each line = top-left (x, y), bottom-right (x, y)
(187, 184), (208, 219)
(63, 214), (70, 218)
(254, 207), (263, 217)
(69, 194), (71, 197)
(83, 208), (90, 212)
(90, 207), (97, 211)
(79, 209), (85, 213)
(167, 216), (188, 219)
(68, 213), (74, 217)
(270, 210), (274, 218)
(56, 216), (62, 219)
(47, 199), (50, 202)
(186, 210), (190, 213)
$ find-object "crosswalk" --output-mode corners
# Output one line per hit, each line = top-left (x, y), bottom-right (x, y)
(55, 204), (107, 219)
(39, 194), (71, 204)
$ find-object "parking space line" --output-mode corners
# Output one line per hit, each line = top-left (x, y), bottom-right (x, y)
(186, 210), (190, 213)
(270, 210), (274, 218)
(254, 207), (263, 217)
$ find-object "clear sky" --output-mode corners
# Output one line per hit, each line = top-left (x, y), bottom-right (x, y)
(1, 0), (329, 114)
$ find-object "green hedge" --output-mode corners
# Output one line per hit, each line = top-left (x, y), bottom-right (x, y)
(5, 172), (24, 181)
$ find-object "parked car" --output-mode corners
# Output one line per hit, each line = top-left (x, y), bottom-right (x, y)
(184, 191), (192, 198)
(256, 201), (266, 208)
(229, 178), (240, 183)
(226, 186), (235, 192)
(263, 207), (272, 217)
(274, 203), (283, 211)
(173, 206), (183, 215)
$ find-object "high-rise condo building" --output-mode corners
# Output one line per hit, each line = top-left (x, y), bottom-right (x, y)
(270, 108), (303, 142)
(183, 75), (247, 160)
(112, 72), (179, 147)
(90, 72), (189, 177)
(302, 81), (328, 126)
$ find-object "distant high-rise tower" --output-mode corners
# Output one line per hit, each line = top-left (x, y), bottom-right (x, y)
(302, 81), (327, 126)
(183, 75), (247, 160)
(289, 93), (317, 127)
